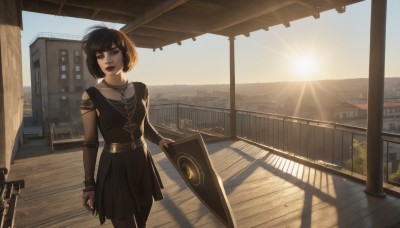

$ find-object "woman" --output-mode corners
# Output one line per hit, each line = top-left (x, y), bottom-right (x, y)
(80, 26), (172, 228)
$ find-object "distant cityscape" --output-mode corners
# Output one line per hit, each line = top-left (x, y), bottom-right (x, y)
(24, 77), (400, 133)
(23, 36), (400, 140)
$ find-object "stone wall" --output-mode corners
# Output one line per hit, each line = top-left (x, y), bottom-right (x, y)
(0, 0), (23, 170)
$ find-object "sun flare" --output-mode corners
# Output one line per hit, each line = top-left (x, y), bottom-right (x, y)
(292, 56), (317, 80)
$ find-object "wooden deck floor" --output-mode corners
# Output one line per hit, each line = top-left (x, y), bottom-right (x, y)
(8, 138), (400, 228)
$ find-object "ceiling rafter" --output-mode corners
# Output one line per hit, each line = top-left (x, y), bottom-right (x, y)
(121, 0), (189, 34)
(131, 27), (194, 39)
(57, 0), (65, 15)
(297, 0), (321, 18)
(324, 0), (346, 13)
(208, 0), (297, 33)
(132, 0), (297, 36)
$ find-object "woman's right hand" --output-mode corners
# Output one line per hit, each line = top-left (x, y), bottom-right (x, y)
(82, 190), (95, 212)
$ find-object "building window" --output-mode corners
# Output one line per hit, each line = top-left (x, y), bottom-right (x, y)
(60, 87), (69, 92)
(74, 50), (81, 64)
(75, 74), (81, 80)
(61, 73), (67, 79)
(75, 65), (80, 72)
(59, 49), (69, 75)
(61, 95), (67, 100)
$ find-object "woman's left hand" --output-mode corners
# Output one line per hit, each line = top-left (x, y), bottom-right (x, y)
(159, 138), (173, 149)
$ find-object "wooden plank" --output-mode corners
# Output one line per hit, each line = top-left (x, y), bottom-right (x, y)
(8, 138), (400, 227)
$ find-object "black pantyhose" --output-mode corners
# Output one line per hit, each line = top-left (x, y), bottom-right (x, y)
(110, 204), (152, 228)
(111, 218), (136, 228)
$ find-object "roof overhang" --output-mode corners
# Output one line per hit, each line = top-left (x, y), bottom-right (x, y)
(21, 0), (364, 49)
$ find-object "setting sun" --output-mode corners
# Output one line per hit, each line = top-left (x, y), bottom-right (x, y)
(292, 56), (317, 80)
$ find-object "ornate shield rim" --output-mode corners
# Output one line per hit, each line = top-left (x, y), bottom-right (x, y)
(163, 133), (237, 228)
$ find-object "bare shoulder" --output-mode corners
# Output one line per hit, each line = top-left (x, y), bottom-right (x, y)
(82, 91), (90, 100)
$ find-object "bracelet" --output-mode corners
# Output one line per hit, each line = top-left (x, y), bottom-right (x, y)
(83, 179), (95, 187)
(83, 185), (95, 192)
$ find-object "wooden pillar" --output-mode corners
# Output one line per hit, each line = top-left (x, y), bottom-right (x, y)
(229, 36), (237, 139)
(364, 0), (387, 198)
(0, 0), (24, 169)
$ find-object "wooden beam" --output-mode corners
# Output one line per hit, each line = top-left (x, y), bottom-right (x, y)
(142, 22), (205, 34)
(324, 0), (346, 13)
(141, 0), (296, 35)
(131, 27), (193, 39)
(62, 0), (142, 16)
(91, 8), (100, 18)
(57, 0), (65, 15)
(121, 0), (189, 34)
(209, 0), (297, 32)
(297, 0), (320, 18)
(21, 0), (135, 23)
(273, 12), (291, 28)
(128, 33), (195, 49)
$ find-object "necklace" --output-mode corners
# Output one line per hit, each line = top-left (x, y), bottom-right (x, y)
(102, 79), (138, 149)
(102, 79), (129, 100)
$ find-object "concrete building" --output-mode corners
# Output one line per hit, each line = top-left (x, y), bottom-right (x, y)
(30, 35), (96, 131)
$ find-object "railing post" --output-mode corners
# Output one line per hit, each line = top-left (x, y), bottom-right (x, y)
(386, 141), (389, 183)
(229, 36), (237, 140)
(176, 103), (180, 131)
(365, 0), (387, 198)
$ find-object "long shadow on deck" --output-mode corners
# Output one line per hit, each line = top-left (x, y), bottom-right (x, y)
(209, 140), (400, 227)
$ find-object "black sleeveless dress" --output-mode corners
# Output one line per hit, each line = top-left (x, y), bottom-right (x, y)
(85, 82), (163, 224)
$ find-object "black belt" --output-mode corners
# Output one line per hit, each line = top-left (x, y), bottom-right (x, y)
(104, 136), (145, 153)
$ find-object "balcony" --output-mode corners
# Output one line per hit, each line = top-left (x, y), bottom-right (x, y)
(150, 103), (400, 190)
(9, 104), (400, 227)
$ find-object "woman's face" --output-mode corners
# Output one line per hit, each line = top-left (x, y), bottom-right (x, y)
(96, 45), (124, 77)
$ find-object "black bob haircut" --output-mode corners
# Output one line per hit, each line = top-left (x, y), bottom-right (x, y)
(82, 26), (138, 79)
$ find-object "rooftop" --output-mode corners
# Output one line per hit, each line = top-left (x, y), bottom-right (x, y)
(9, 137), (400, 227)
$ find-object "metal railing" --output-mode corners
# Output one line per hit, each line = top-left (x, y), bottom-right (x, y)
(150, 103), (400, 186)
(0, 168), (24, 228)
(150, 103), (231, 136)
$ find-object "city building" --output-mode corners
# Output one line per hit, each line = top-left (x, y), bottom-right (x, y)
(30, 34), (96, 131)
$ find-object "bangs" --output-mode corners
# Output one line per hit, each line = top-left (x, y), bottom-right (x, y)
(89, 30), (120, 53)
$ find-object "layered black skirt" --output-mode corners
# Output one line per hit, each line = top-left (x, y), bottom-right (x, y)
(94, 142), (164, 224)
